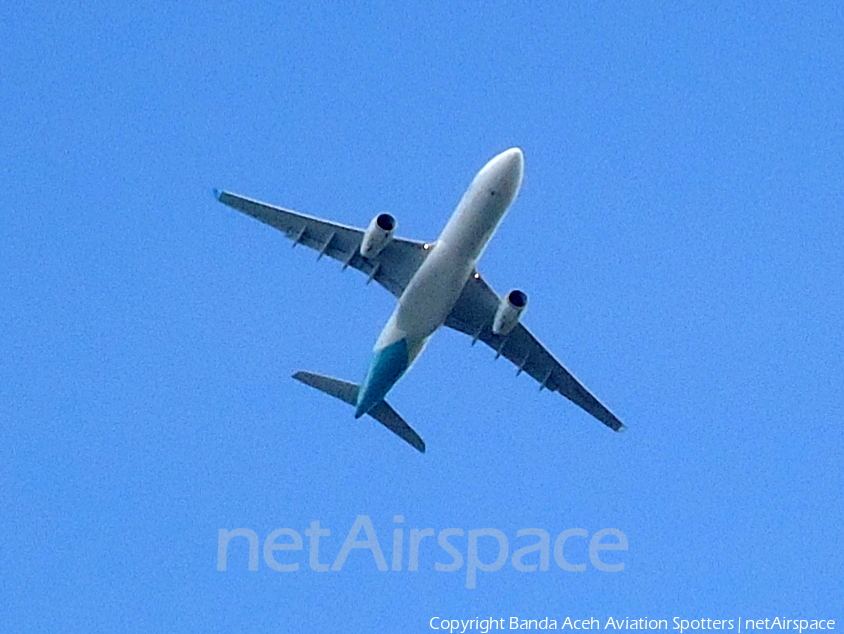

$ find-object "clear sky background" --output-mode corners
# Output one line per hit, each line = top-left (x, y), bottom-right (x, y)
(1, 2), (842, 632)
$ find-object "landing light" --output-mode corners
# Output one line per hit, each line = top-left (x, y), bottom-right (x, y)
(474, 273), (481, 279)
(423, 243), (430, 250)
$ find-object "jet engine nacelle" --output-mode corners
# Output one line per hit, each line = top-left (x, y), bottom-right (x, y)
(360, 213), (396, 259)
(492, 290), (528, 336)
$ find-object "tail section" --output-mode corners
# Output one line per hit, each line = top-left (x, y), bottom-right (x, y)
(292, 371), (426, 453)
(293, 371), (358, 405)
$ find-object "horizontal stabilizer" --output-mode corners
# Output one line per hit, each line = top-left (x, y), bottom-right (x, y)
(293, 371), (358, 405)
(292, 371), (425, 453)
(367, 401), (426, 453)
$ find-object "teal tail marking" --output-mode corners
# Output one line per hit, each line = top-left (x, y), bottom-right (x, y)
(355, 338), (410, 418)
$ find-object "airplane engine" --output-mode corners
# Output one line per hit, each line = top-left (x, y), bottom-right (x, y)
(360, 213), (396, 259)
(492, 290), (528, 336)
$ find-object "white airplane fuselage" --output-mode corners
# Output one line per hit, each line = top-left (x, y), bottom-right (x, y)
(355, 148), (525, 417)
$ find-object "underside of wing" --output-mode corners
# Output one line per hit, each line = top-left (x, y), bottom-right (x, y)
(445, 274), (626, 432)
(216, 191), (430, 297)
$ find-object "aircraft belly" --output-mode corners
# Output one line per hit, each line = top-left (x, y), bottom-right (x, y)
(395, 248), (474, 341)
(438, 190), (512, 261)
(358, 254), (468, 416)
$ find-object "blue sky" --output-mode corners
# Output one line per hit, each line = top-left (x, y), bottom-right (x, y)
(1, 1), (842, 631)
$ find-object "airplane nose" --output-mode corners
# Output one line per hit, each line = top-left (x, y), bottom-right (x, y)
(494, 147), (524, 195)
(473, 147), (525, 201)
(501, 147), (524, 170)
(502, 147), (524, 181)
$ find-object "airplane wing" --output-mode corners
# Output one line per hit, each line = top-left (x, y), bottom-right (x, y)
(216, 191), (430, 298)
(444, 274), (626, 432)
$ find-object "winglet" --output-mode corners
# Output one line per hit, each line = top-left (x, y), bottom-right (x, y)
(212, 188), (222, 201)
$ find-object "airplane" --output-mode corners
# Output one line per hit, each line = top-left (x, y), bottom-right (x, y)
(216, 148), (626, 453)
